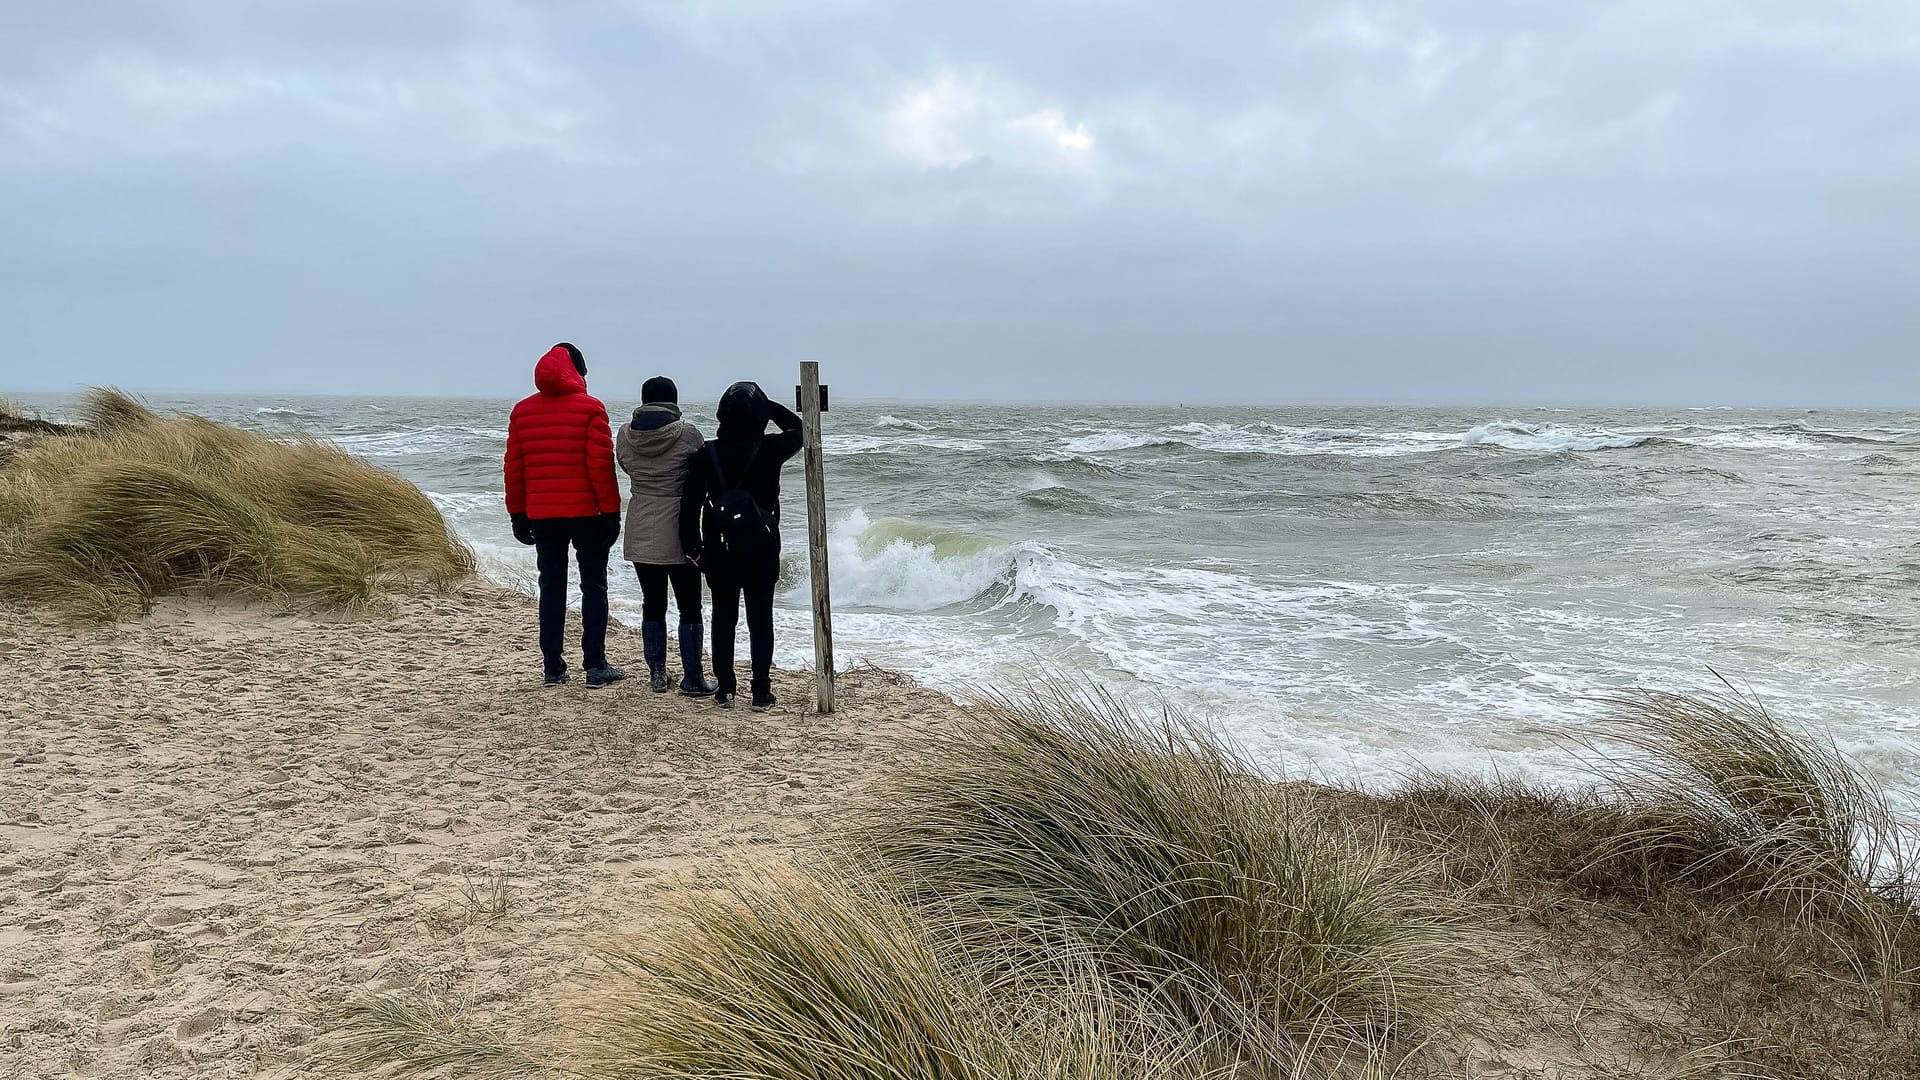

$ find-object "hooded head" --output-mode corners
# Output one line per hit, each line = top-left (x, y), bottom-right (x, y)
(533, 343), (588, 396)
(715, 381), (771, 441)
(641, 376), (678, 405)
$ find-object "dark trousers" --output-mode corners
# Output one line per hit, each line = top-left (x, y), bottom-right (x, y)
(531, 516), (612, 676)
(634, 562), (704, 624)
(707, 560), (778, 697)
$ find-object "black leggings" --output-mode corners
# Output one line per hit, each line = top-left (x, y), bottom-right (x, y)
(633, 563), (703, 624)
(708, 566), (777, 697)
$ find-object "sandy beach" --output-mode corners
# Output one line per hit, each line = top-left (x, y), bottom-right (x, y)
(0, 584), (944, 1077)
(4, 578), (1913, 1078)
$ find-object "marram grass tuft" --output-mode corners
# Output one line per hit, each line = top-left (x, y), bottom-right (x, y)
(580, 865), (1237, 1080)
(0, 387), (473, 618)
(843, 684), (1479, 1066)
(1385, 682), (1920, 1030)
(1586, 683), (1917, 1021)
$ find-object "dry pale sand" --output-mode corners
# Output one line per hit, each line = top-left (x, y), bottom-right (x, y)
(0, 583), (948, 1078)
(3, 584), (1886, 1079)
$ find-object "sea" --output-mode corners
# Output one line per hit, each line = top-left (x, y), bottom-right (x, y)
(16, 392), (1920, 795)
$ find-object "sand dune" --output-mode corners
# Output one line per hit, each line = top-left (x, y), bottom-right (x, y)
(5, 583), (1912, 1078)
(0, 584), (940, 1077)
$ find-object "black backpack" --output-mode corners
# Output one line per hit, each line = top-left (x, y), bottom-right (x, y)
(706, 443), (778, 560)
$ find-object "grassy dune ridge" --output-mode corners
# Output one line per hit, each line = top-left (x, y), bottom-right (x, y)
(0, 388), (473, 618)
(329, 686), (1918, 1078)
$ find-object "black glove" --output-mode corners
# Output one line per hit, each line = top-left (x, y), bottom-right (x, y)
(510, 512), (535, 546)
(768, 401), (803, 428)
(598, 512), (622, 546)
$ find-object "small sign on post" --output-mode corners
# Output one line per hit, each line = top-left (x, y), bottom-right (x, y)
(798, 360), (835, 714)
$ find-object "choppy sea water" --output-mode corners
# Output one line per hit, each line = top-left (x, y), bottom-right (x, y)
(18, 393), (1920, 794)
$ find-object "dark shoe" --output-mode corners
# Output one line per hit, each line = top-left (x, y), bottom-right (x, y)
(751, 690), (777, 711)
(585, 665), (626, 689)
(543, 671), (570, 686)
(642, 621), (669, 693)
(680, 672), (718, 696)
(714, 689), (736, 709)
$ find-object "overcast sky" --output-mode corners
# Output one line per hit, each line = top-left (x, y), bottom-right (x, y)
(2, 2), (1916, 406)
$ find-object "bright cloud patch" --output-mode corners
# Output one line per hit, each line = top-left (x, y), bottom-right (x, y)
(879, 69), (1098, 175)
(1013, 109), (1095, 153)
(884, 70), (983, 168)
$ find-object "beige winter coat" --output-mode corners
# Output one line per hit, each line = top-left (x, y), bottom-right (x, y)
(616, 404), (705, 565)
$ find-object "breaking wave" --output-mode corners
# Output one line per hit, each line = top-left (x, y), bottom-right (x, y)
(787, 509), (1017, 612)
(1456, 422), (1645, 452)
(1061, 432), (1187, 454)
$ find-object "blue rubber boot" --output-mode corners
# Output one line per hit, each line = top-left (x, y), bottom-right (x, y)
(642, 620), (669, 693)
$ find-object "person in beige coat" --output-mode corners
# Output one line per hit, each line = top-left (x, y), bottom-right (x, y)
(616, 376), (716, 695)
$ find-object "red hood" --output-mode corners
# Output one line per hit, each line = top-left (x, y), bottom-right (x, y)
(533, 346), (587, 396)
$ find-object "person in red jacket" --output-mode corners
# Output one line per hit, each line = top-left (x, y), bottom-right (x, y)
(505, 343), (626, 688)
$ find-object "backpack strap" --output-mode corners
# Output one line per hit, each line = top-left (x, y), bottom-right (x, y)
(741, 442), (762, 486)
(707, 442), (763, 495)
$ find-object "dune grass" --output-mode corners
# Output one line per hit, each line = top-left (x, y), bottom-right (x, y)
(72, 385), (166, 433)
(582, 866), (1232, 1080)
(1586, 686), (1916, 1024)
(1390, 687), (1912, 908)
(557, 689), (1467, 1079)
(317, 680), (1916, 1077)
(597, 683), (1912, 1077)
(1382, 683), (1919, 1071)
(842, 685), (1477, 1067)
(1587, 686), (1911, 917)
(326, 991), (539, 1080)
(587, 867), (1006, 1080)
(0, 387), (472, 618)
(0, 396), (71, 441)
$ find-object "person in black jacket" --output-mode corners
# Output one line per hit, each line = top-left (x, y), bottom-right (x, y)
(680, 382), (804, 709)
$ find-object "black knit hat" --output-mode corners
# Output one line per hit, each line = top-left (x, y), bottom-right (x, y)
(555, 342), (585, 376)
(641, 376), (678, 404)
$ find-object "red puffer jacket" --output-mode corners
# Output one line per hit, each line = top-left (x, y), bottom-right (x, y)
(504, 346), (621, 520)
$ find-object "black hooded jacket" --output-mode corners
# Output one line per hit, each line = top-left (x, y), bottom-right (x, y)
(679, 382), (804, 570)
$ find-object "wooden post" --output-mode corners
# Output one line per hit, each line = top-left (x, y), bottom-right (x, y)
(799, 361), (835, 714)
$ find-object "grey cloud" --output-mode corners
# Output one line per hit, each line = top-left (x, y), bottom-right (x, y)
(0, 1), (1915, 405)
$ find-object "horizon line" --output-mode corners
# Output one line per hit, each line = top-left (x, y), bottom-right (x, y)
(5, 386), (1918, 413)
